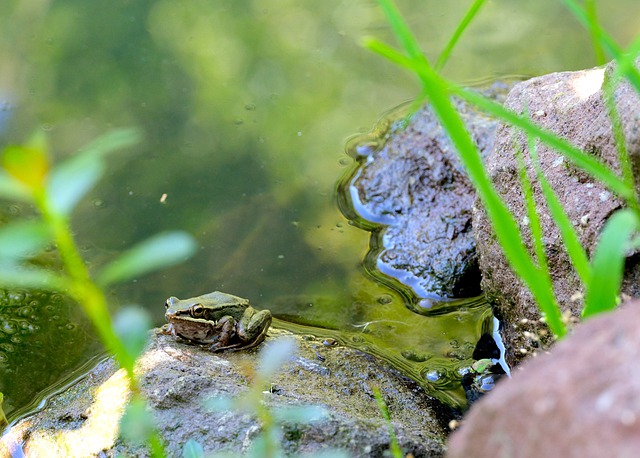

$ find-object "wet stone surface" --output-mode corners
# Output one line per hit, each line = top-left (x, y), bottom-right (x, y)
(2, 328), (452, 457)
(348, 83), (513, 306)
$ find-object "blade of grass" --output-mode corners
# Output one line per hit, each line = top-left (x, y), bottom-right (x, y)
(435, 0), (487, 71)
(582, 209), (638, 317)
(527, 134), (591, 285)
(377, 0), (427, 63)
(584, 0), (606, 65)
(363, 37), (415, 71)
(374, 0), (566, 337)
(373, 387), (403, 458)
(614, 34), (640, 93)
(601, 73), (639, 214)
(516, 143), (550, 283)
(562, 0), (640, 93)
(562, 0), (624, 59)
(450, 86), (633, 201)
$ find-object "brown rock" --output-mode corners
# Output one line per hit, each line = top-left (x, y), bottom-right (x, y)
(447, 300), (640, 458)
(474, 59), (640, 365)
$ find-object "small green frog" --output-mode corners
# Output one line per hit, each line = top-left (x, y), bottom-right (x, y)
(163, 291), (272, 351)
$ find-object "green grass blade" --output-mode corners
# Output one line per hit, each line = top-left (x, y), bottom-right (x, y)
(562, 0), (623, 58)
(435, 0), (487, 71)
(371, 0), (569, 336)
(614, 35), (640, 95)
(362, 37), (416, 72)
(428, 78), (565, 337)
(407, 78), (566, 335)
(562, 0), (640, 93)
(583, 209), (639, 317)
(373, 387), (403, 458)
(451, 86), (633, 201)
(601, 74), (639, 213)
(527, 136), (591, 285)
(584, 0), (607, 65)
(377, 0), (427, 63)
(516, 144), (549, 279)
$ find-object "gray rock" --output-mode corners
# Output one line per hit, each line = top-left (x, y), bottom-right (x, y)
(2, 328), (449, 457)
(473, 60), (640, 366)
(349, 83), (513, 305)
(447, 299), (640, 458)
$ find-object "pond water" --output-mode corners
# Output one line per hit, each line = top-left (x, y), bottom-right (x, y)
(1, 0), (639, 424)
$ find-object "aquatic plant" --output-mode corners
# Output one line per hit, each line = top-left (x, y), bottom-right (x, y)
(0, 129), (197, 454)
(202, 337), (340, 458)
(365, 0), (640, 338)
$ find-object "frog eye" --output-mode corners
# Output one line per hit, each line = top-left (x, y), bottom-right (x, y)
(191, 304), (206, 318)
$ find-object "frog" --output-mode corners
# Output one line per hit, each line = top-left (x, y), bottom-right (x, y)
(163, 291), (272, 352)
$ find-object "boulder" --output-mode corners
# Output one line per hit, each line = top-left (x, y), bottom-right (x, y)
(447, 300), (640, 458)
(348, 83), (513, 306)
(473, 60), (640, 365)
(1, 327), (450, 457)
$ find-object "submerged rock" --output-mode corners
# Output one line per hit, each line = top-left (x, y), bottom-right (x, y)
(447, 299), (640, 458)
(347, 83), (513, 305)
(473, 59), (640, 366)
(2, 328), (451, 457)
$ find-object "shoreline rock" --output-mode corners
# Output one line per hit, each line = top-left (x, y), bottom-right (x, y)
(347, 83), (513, 306)
(2, 328), (451, 457)
(473, 59), (640, 366)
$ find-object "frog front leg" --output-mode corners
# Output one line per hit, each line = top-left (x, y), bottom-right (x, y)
(208, 316), (237, 351)
(237, 307), (272, 349)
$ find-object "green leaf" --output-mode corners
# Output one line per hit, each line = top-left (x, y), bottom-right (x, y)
(46, 128), (141, 215)
(2, 142), (49, 190)
(182, 439), (205, 458)
(204, 396), (235, 412)
(257, 336), (297, 380)
(74, 128), (142, 160)
(96, 231), (197, 286)
(0, 220), (51, 260)
(113, 306), (152, 361)
(47, 151), (105, 215)
(0, 169), (31, 201)
(0, 264), (68, 291)
(120, 397), (155, 445)
(583, 209), (638, 318)
(272, 405), (327, 423)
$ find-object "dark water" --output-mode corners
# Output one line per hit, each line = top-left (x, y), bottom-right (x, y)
(1, 0), (639, 423)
